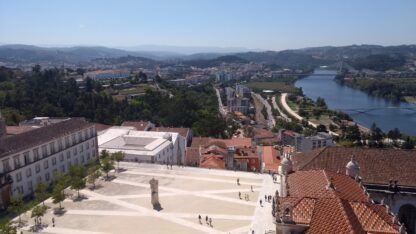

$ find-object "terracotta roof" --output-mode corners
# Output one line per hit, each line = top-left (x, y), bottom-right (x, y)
(190, 137), (211, 148)
(277, 170), (400, 234)
(121, 121), (152, 131)
(154, 127), (190, 138)
(200, 155), (225, 169)
(286, 170), (368, 202)
(262, 146), (280, 173)
(6, 126), (35, 135)
(93, 123), (112, 132)
(253, 128), (275, 139)
(0, 118), (92, 158)
(293, 147), (416, 187)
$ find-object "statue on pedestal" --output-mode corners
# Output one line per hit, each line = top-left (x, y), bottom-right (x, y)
(149, 178), (162, 211)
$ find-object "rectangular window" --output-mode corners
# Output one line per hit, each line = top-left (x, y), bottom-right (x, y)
(72, 134), (76, 146)
(80, 144), (84, 153)
(45, 172), (50, 181)
(24, 151), (31, 165)
(26, 168), (32, 178)
(61, 165), (65, 173)
(86, 142), (89, 150)
(66, 151), (71, 159)
(2, 159), (10, 172)
(52, 157), (57, 166)
(87, 152), (90, 161)
(73, 147), (78, 155)
(59, 153), (64, 162)
(41, 145), (48, 158)
(58, 138), (63, 151)
(13, 155), (21, 169)
(81, 155), (85, 163)
(65, 136), (70, 148)
(49, 142), (56, 154)
(16, 172), (22, 182)
(27, 181), (33, 192)
(33, 148), (39, 161)
(35, 164), (40, 173)
(44, 160), (49, 169)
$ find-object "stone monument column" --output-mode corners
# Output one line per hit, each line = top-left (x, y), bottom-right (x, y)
(149, 178), (161, 210)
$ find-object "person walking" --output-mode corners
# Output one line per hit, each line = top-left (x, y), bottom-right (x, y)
(198, 215), (202, 224)
(206, 215), (209, 224)
(238, 191), (241, 199)
(52, 217), (55, 227)
(237, 178), (240, 185)
(209, 217), (212, 227)
(251, 185), (253, 192)
(260, 199), (263, 207)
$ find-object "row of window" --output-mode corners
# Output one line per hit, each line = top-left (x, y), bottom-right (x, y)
(2, 136), (96, 173)
(13, 151), (93, 195)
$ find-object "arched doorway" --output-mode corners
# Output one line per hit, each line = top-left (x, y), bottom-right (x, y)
(399, 204), (416, 234)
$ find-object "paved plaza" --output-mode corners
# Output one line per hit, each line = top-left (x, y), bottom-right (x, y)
(19, 162), (279, 234)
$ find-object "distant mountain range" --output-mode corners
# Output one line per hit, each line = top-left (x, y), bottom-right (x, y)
(0, 44), (415, 68)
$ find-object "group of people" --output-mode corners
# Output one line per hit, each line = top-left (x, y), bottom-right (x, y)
(238, 191), (250, 201)
(198, 215), (213, 227)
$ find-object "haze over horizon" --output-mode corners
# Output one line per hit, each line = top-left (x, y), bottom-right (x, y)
(1, 0), (416, 52)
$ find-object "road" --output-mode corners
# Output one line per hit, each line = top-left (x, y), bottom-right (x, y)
(214, 87), (227, 117)
(280, 93), (339, 136)
(252, 92), (275, 129)
(271, 96), (291, 122)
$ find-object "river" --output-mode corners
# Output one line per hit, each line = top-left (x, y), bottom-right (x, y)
(295, 70), (416, 136)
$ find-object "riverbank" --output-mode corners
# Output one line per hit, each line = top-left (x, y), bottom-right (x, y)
(295, 70), (416, 136)
(335, 75), (416, 104)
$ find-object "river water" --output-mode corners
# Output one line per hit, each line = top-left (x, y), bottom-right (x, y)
(295, 70), (416, 136)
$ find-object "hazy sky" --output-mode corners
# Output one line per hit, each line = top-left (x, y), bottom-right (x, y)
(1, 0), (415, 51)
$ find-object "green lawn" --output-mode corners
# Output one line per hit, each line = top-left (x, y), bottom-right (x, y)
(246, 81), (298, 93)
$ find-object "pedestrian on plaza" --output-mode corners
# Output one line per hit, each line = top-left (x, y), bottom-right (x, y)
(260, 199), (263, 207)
(51, 217), (55, 227)
(237, 178), (240, 185)
(209, 217), (212, 227)
(251, 185), (253, 192)
(239, 191), (241, 199)
(198, 215), (202, 224)
(206, 215), (209, 224)
(264, 195), (267, 201)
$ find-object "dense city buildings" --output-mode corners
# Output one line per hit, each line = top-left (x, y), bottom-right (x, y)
(225, 85), (251, 114)
(0, 117), (97, 209)
(278, 129), (334, 152)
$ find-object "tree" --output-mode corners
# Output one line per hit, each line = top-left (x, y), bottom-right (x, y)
(316, 124), (327, 133)
(52, 184), (66, 210)
(0, 222), (16, 234)
(70, 177), (86, 199)
(111, 151), (125, 172)
(100, 149), (110, 159)
(31, 205), (47, 227)
(68, 165), (86, 199)
(8, 195), (24, 225)
(316, 97), (327, 109)
(34, 182), (49, 207)
(101, 158), (114, 180)
(387, 128), (401, 141)
(345, 124), (361, 143)
(401, 137), (415, 150)
(87, 167), (102, 189)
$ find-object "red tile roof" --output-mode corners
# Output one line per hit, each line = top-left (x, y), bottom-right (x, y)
(293, 146), (416, 187)
(200, 155), (225, 169)
(262, 146), (280, 173)
(154, 127), (190, 138)
(277, 170), (400, 234)
(93, 123), (112, 132)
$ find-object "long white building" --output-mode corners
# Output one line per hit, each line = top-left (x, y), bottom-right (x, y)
(0, 117), (98, 209)
(98, 127), (186, 165)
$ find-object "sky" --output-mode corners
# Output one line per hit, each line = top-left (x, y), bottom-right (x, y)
(1, 0), (416, 51)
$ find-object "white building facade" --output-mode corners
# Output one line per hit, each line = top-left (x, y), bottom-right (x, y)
(0, 118), (97, 209)
(98, 127), (186, 165)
